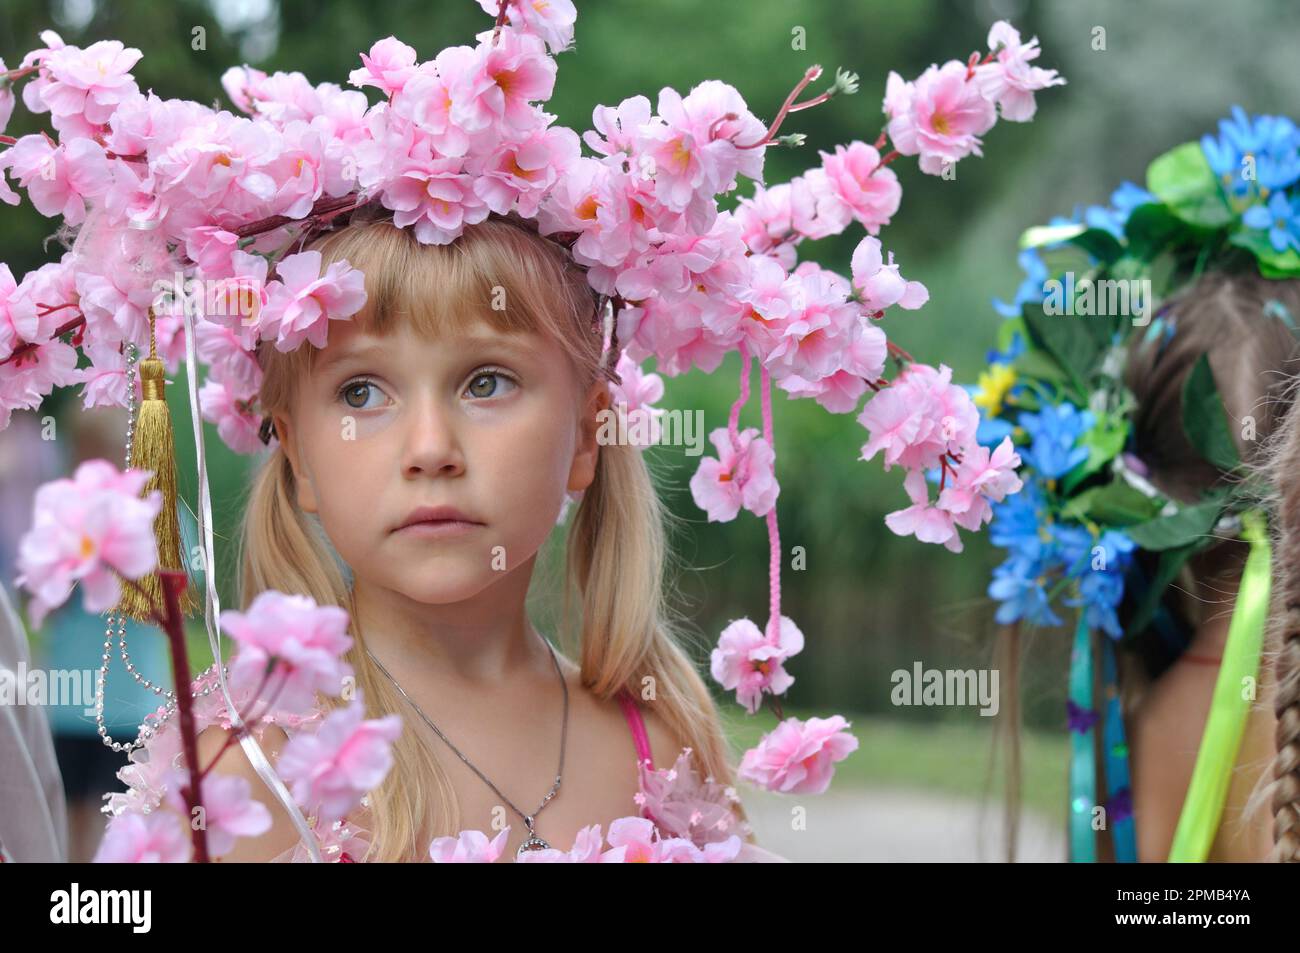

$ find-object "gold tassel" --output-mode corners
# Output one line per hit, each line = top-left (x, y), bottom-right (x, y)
(111, 310), (199, 622)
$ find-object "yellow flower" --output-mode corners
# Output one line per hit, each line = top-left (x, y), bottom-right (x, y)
(973, 363), (1017, 417)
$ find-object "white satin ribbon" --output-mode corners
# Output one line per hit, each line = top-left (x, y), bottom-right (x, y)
(181, 306), (324, 863)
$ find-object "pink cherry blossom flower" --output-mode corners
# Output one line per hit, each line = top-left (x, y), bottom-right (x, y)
(857, 363), (978, 472)
(258, 250), (368, 352)
(850, 237), (928, 314)
(607, 352), (665, 449)
(428, 826), (512, 863)
(710, 616), (804, 714)
(765, 267), (861, 383)
(275, 696), (403, 824)
(4, 134), (112, 225)
(810, 141), (902, 235)
(160, 768), (273, 858)
(199, 378), (266, 454)
(602, 816), (697, 863)
(732, 183), (798, 267)
(477, 0), (578, 55)
(93, 809), (191, 863)
(583, 94), (652, 161)
(975, 21), (1066, 122)
(452, 27), (555, 135)
(936, 436), (1023, 532)
(15, 460), (161, 629)
(738, 714), (859, 795)
(689, 426), (779, 522)
(884, 60), (997, 175)
(348, 36), (418, 98)
(221, 590), (355, 715)
(36, 39), (142, 129)
(0, 58), (15, 136)
(885, 469), (963, 552)
(777, 318), (887, 414)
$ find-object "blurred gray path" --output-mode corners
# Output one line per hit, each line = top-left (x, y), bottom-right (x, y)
(743, 786), (1067, 862)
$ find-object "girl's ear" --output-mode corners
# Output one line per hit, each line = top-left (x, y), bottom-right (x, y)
(567, 379), (611, 494)
(273, 413), (319, 514)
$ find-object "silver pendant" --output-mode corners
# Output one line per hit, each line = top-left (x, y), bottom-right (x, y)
(515, 815), (550, 859)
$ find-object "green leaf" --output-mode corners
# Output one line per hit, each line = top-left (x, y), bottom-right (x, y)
(1068, 228), (1125, 265)
(1228, 229), (1300, 278)
(1122, 202), (1186, 260)
(1063, 413), (1130, 494)
(1060, 479), (1163, 527)
(1125, 500), (1222, 550)
(1181, 353), (1240, 471)
(1021, 304), (1102, 393)
(1012, 347), (1068, 386)
(1146, 142), (1233, 230)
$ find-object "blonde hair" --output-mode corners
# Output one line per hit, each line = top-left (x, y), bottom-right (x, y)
(237, 208), (750, 860)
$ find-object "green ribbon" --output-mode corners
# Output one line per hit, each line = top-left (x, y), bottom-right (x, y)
(1167, 509), (1271, 862)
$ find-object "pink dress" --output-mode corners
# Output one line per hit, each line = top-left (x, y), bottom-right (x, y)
(104, 671), (787, 862)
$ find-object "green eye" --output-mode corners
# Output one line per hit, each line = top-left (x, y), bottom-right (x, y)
(465, 370), (516, 399)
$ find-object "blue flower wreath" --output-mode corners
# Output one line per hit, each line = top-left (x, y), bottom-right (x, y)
(971, 106), (1298, 862)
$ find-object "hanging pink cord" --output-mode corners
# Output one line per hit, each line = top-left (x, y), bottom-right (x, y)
(725, 342), (782, 643)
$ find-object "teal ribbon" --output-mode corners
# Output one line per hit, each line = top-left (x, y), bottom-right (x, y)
(1068, 615), (1097, 863)
(1101, 635), (1136, 862)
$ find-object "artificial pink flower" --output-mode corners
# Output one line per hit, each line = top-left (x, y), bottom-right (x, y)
(221, 590), (355, 715)
(738, 714), (859, 795)
(975, 21), (1066, 122)
(883, 60), (997, 175)
(199, 378), (265, 454)
(160, 768), (273, 858)
(810, 141), (902, 235)
(689, 426), (779, 522)
(514, 824), (605, 863)
(36, 39), (142, 129)
(850, 237), (928, 314)
(765, 267), (861, 382)
(258, 250), (368, 352)
(275, 696), (403, 824)
(428, 826), (512, 863)
(93, 809), (191, 863)
(348, 36), (418, 98)
(452, 27), (555, 135)
(4, 134), (112, 225)
(636, 746), (748, 846)
(15, 460), (161, 628)
(476, 0), (578, 54)
(710, 616), (804, 714)
(885, 468), (962, 552)
(936, 436), (1023, 532)
(607, 352), (666, 449)
(857, 363), (978, 472)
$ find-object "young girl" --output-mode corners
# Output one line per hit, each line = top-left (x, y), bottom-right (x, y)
(112, 208), (775, 862)
(1118, 271), (1300, 861)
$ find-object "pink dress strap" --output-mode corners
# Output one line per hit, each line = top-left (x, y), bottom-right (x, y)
(616, 688), (654, 771)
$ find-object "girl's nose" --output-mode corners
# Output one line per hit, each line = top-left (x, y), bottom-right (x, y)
(399, 397), (465, 478)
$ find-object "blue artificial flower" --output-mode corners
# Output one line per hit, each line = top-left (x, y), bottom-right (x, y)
(985, 330), (1026, 366)
(989, 481), (1049, 561)
(1059, 528), (1135, 638)
(1066, 569), (1126, 638)
(989, 555), (1063, 628)
(1243, 191), (1300, 254)
(1202, 105), (1300, 197)
(1018, 403), (1094, 479)
(1051, 524), (1094, 578)
(993, 248), (1050, 317)
(976, 415), (1015, 447)
(1083, 181), (1155, 239)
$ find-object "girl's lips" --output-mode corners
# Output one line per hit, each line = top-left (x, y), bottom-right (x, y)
(393, 519), (482, 539)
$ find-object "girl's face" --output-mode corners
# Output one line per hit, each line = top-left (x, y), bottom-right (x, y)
(274, 318), (609, 605)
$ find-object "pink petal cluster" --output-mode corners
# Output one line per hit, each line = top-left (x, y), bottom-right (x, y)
(220, 590), (356, 715)
(93, 810), (192, 863)
(160, 768), (273, 858)
(275, 695), (403, 825)
(607, 351), (666, 449)
(710, 615), (804, 714)
(428, 826), (512, 863)
(689, 426), (779, 522)
(635, 746), (751, 847)
(974, 22), (1067, 122)
(738, 715), (859, 795)
(15, 459), (161, 628)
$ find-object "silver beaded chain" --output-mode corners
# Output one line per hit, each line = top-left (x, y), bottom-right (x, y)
(95, 340), (224, 754)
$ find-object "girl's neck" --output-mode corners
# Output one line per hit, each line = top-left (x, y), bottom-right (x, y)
(349, 559), (552, 686)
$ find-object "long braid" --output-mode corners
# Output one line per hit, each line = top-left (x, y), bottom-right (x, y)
(1267, 385), (1300, 861)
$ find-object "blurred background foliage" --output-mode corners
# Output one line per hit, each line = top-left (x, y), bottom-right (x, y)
(6, 0), (1300, 753)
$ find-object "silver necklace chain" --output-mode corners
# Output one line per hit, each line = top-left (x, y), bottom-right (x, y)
(365, 634), (569, 843)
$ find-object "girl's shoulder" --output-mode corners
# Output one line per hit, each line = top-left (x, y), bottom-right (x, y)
(103, 668), (371, 863)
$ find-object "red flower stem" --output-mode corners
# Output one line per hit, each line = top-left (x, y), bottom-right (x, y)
(233, 192), (363, 240)
(2, 65), (39, 83)
(122, 572), (211, 863)
(0, 314), (87, 367)
(870, 150), (901, 174)
(887, 340), (914, 364)
(736, 65), (823, 150)
(0, 134), (15, 146)
(491, 0), (510, 46)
